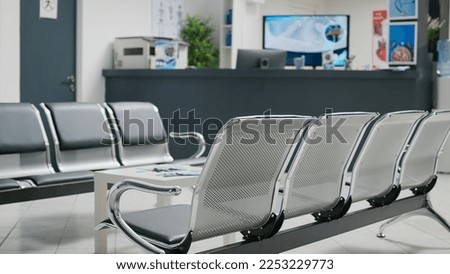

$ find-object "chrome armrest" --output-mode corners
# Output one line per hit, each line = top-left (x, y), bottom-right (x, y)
(403, 144), (410, 153)
(341, 171), (353, 200)
(107, 179), (182, 254)
(169, 131), (206, 159)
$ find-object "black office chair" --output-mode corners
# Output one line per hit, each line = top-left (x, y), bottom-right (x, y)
(0, 103), (52, 191)
(0, 103), (95, 203)
(40, 102), (121, 172)
(104, 102), (206, 167)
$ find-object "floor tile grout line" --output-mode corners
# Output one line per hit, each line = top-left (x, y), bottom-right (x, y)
(55, 194), (80, 254)
(0, 200), (35, 248)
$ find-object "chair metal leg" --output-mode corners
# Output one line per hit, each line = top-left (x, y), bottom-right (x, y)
(424, 203), (450, 234)
(376, 210), (422, 238)
(377, 194), (450, 238)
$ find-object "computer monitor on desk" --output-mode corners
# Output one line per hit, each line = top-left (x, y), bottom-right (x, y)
(236, 49), (286, 69)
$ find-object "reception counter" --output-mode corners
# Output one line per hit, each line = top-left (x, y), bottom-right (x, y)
(104, 68), (431, 158)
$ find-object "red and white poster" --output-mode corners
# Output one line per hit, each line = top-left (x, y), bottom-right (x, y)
(372, 10), (389, 69)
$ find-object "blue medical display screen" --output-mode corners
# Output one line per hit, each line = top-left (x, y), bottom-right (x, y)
(263, 15), (350, 67)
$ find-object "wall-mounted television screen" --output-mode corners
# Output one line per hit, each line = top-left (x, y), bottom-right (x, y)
(263, 15), (350, 67)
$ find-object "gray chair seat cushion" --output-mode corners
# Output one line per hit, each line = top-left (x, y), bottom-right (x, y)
(27, 171), (94, 186)
(0, 178), (21, 191)
(123, 204), (191, 245)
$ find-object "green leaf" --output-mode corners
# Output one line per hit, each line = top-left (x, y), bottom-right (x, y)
(181, 15), (219, 68)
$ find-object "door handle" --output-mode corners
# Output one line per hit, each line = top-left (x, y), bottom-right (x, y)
(62, 75), (76, 92)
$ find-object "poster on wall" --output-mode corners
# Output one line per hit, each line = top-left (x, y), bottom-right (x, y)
(372, 10), (389, 69)
(388, 0), (418, 20)
(39, 0), (58, 19)
(388, 22), (417, 65)
(152, 0), (185, 39)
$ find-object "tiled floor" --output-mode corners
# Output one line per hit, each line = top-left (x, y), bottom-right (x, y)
(1, 174), (450, 254)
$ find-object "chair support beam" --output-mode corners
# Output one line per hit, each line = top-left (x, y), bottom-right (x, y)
(0, 180), (93, 205)
(201, 194), (428, 254)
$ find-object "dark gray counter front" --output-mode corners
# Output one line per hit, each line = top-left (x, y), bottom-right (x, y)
(104, 69), (431, 158)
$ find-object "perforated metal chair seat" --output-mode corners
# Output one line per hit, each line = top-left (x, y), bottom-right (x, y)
(287, 182), (342, 212)
(103, 197), (274, 247)
(350, 111), (427, 204)
(375, 111), (450, 239)
(0, 179), (21, 191)
(399, 111), (450, 190)
(98, 115), (314, 253)
(26, 170), (94, 186)
(282, 112), (379, 221)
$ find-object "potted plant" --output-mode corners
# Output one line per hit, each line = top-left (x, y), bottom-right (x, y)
(181, 15), (219, 68)
(428, 15), (445, 61)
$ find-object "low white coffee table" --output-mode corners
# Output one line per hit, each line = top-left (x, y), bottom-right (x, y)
(94, 163), (202, 253)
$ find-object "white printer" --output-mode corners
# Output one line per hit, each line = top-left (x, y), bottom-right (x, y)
(113, 36), (188, 69)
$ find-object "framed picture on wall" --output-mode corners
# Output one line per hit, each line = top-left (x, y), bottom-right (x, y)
(388, 0), (418, 20)
(388, 22), (417, 65)
(152, 0), (185, 39)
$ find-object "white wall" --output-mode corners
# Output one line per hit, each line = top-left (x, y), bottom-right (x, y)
(238, 1), (267, 50)
(185, 0), (221, 48)
(241, 0), (324, 49)
(76, 0), (153, 102)
(0, 0), (20, 102)
(262, 0), (323, 15)
(77, 0), (222, 102)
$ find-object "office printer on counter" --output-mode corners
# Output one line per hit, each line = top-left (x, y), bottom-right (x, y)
(113, 37), (188, 69)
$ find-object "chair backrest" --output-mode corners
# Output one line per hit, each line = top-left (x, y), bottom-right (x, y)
(282, 112), (378, 219)
(0, 103), (54, 179)
(350, 111), (427, 202)
(105, 102), (173, 166)
(41, 102), (120, 172)
(399, 110), (450, 190)
(189, 115), (314, 241)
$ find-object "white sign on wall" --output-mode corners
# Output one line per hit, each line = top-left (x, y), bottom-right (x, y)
(40, 0), (58, 20)
(152, 0), (185, 39)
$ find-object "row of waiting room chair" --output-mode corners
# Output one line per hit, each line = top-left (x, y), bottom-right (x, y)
(0, 102), (206, 204)
(96, 110), (450, 254)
